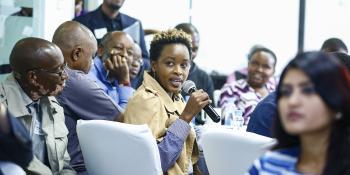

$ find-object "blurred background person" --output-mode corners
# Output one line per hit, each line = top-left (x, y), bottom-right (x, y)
(74, 0), (150, 69)
(219, 47), (277, 125)
(123, 29), (210, 174)
(249, 51), (350, 174)
(74, 0), (86, 17)
(320, 37), (348, 54)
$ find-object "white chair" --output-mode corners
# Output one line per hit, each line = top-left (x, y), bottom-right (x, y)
(77, 120), (162, 175)
(201, 128), (276, 175)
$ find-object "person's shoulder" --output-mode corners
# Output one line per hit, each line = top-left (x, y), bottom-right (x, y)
(120, 12), (140, 22)
(73, 8), (99, 23)
(260, 147), (299, 163)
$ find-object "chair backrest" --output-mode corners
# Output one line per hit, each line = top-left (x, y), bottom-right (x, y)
(77, 120), (162, 175)
(201, 128), (276, 175)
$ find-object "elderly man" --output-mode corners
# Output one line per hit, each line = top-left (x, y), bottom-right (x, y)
(0, 37), (75, 174)
(88, 31), (135, 107)
(53, 21), (123, 174)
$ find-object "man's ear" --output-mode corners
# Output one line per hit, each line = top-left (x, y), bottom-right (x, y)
(26, 71), (38, 85)
(72, 47), (83, 61)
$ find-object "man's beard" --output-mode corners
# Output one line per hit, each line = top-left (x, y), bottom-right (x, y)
(108, 4), (122, 11)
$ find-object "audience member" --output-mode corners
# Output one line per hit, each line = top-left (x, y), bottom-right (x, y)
(249, 51), (350, 174)
(175, 23), (214, 107)
(123, 29), (210, 174)
(0, 103), (33, 171)
(0, 37), (75, 174)
(75, 0), (86, 17)
(53, 21), (123, 174)
(246, 91), (276, 137)
(130, 43), (143, 88)
(89, 31), (134, 107)
(320, 37), (348, 53)
(219, 47), (277, 125)
(74, 0), (150, 69)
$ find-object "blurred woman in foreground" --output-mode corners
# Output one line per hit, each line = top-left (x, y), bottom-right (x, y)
(249, 51), (350, 174)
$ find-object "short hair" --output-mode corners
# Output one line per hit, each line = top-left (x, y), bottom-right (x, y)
(149, 29), (192, 62)
(273, 51), (350, 174)
(321, 38), (348, 53)
(174, 23), (199, 35)
(248, 46), (277, 65)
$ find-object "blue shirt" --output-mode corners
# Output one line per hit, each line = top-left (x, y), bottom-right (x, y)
(57, 68), (122, 173)
(88, 57), (134, 109)
(248, 147), (301, 175)
(247, 91), (277, 137)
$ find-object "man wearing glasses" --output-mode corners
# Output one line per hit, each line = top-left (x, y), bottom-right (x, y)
(0, 37), (75, 174)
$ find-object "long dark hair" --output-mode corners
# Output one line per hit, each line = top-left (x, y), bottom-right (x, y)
(273, 51), (350, 174)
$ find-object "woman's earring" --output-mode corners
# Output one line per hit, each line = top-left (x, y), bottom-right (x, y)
(335, 112), (342, 120)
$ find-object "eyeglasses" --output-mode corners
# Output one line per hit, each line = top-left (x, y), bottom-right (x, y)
(31, 62), (67, 77)
(132, 57), (143, 66)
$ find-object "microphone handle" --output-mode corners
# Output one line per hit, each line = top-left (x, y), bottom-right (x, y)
(203, 105), (221, 123)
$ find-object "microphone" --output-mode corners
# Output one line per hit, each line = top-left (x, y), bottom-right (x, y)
(182, 80), (221, 123)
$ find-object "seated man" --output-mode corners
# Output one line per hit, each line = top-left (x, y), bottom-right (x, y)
(88, 31), (135, 108)
(53, 21), (123, 174)
(0, 37), (75, 174)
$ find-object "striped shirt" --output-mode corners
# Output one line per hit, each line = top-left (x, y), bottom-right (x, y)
(219, 79), (275, 125)
(248, 147), (305, 175)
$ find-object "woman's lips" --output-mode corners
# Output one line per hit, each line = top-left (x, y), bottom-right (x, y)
(287, 111), (303, 121)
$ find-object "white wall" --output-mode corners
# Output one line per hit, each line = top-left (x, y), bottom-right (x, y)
(304, 0), (350, 52)
(122, 0), (299, 76)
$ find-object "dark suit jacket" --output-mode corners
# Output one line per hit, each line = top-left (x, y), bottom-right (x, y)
(74, 6), (149, 65)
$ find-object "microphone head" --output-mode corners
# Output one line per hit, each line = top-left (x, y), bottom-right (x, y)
(182, 80), (196, 94)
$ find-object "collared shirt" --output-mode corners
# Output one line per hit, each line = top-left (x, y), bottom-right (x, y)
(219, 79), (275, 125)
(18, 87), (48, 166)
(88, 57), (134, 109)
(248, 147), (301, 175)
(123, 72), (198, 175)
(57, 68), (122, 173)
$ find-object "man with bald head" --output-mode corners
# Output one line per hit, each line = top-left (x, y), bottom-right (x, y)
(88, 31), (134, 107)
(53, 21), (123, 174)
(0, 37), (75, 174)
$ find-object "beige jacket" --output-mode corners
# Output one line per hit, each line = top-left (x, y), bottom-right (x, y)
(0, 74), (76, 175)
(123, 72), (199, 175)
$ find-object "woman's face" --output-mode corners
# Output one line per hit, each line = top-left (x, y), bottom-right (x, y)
(247, 51), (275, 88)
(278, 69), (335, 135)
(152, 44), (191, 94)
